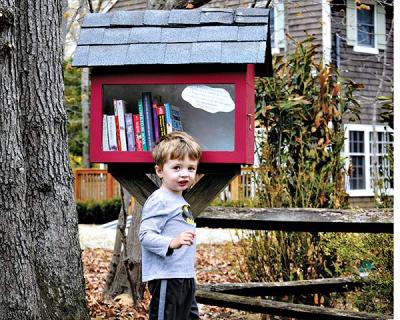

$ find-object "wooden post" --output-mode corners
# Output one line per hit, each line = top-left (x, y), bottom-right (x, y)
(107, 172), (114, 199)
(74, 170), (81, 201)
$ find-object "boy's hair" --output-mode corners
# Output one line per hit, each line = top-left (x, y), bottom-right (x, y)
(152, 132), (201, 168)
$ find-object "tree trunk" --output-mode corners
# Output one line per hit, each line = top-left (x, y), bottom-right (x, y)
(0, 1), (89, 319)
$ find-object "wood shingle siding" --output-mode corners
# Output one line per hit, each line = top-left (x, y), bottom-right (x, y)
(331, 1), (393, 124)
(286, 0), (322, 52)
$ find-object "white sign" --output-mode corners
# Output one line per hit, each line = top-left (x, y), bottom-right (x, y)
(181, 85), (234, 113)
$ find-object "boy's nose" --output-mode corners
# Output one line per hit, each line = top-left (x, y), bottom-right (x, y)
(179, 169), (189, 177)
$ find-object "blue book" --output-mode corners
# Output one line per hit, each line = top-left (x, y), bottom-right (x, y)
(164, 102), (173, 134)
(142, 92), (155, 150)
(138, 98), (148, 151)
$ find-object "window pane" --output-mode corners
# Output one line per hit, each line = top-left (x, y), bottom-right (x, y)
(350, 131), (364, 153)
(357, 5), (375, 47)
(350, 155), (365, 189)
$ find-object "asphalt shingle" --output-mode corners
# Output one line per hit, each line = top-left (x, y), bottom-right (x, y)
(198, 26), (238, 42)
(72, 46), (89, 66)
(110, 10), (144, 26)
(129, 27), (162, 43)
(191, 42), (222, 63)
(200, 9), (234, 25)
(82, 13), (112, 27)
(143, 10), (170, 26)
(88, 45), (129, 66)
(164, 43), (192, 64)
(168, 9), (201, 25)
(161, 27), (199, 43)
(103, 28), (131, 45)
(78, 28), (105, 45)
(125, 43), (166, 64)
(221, 42), (264, 63)
(237, 25), (268, 41)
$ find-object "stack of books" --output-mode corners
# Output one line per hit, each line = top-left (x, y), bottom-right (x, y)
(102, 92), (183, 152)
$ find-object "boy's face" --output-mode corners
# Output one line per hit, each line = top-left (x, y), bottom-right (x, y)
(155, 155), (198, 195)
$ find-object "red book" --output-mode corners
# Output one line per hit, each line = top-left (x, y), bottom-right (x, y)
(133, 114), (143, 151)
(114, 115), (122, 151)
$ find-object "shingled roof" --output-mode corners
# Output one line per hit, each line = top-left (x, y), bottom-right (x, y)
(72, 8), (271, 67)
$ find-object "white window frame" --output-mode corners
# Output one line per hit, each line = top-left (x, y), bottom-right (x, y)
(346, 0), (387, 55)
(353, 0), (379, 54)
(344, 123), (393, 197)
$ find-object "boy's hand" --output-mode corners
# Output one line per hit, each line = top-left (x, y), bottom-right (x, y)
(169, 231), (195, 249)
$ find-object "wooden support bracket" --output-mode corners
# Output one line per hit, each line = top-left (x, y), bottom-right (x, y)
(108, 164), (239, 216)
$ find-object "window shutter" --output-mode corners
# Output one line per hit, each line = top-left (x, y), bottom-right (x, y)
(346, 0), (356, 46)
(376, 4), (386, 50)
(275, 1), (285, 49)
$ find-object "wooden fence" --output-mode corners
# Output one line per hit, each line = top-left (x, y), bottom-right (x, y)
(74, 169), (120, 201)
(73, 168), (253, 202)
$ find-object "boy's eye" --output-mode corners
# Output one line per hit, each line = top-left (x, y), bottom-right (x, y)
(188, 167), (196, 171)
(173, 166), (180, 170)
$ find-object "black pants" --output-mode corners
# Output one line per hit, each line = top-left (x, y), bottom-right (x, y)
(148, 278), (199, 320)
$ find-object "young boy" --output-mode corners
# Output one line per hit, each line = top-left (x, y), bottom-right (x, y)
(139, 131), (201, 320)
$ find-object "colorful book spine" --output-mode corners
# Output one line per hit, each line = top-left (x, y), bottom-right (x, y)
(138, 97), (148, 151)
(171, 105), (183, 131)
(142, 92), (155, 150)
(164, 102), (173, 134)
(107, 115), (118, 151)
(152, 99), (160, 143)
(114, 115), (122, 151)
(115, 100), (127, 151)
(125, 113), (135, 151)
(102, 115), (110, 151)
(156, 104), (167, 138)
(133, 114), (143, 151)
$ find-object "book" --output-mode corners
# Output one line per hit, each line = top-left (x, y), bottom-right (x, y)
(102, 115), (110, 151)
(138, 97), (148, 151)
(152, 98), (160, 143)
(156, 104), (167, 138)
(142, 92), (155, 150)
(114, 99), (127, 151)
(133, 114), (143, 151)
(171, 105), (183, 131)
(107, 115), (118, 151)
(164, 102), (173, 134)
(114, 115), (122, 151)
(125, 113), (135, 151)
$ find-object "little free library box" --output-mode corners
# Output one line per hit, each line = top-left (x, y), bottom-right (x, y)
(72, 8), (272, 171)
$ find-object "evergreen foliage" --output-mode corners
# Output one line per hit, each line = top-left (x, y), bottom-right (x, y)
(64, 58), (83, 166)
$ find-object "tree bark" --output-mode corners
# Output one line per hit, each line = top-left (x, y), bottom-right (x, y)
(0, 1), (89, 319)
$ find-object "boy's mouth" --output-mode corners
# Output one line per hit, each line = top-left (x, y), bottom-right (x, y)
(178, 180), (189, 187)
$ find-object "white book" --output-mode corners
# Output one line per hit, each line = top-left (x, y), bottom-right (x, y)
(102, 115), (110, 151)
(107, 115), (118, 151)
(115, 99), (127, 151)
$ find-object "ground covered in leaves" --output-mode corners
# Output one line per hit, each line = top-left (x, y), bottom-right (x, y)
(83, 242), (259, 320)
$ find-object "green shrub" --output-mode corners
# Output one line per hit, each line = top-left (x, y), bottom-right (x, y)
(76, 198), (121, 224)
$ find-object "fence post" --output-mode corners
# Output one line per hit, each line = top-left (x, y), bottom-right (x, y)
(107, 172), (114, 199)
(74, 170), (81, 201)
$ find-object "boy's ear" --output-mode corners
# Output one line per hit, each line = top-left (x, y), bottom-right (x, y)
(155, 165), (163, 178)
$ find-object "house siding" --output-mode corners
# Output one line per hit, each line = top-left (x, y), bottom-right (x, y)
(331, 1), (393, 124)
(285, 1), (323, 53)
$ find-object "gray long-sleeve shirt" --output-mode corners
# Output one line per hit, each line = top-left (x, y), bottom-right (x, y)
(139, 188), (196, 282)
